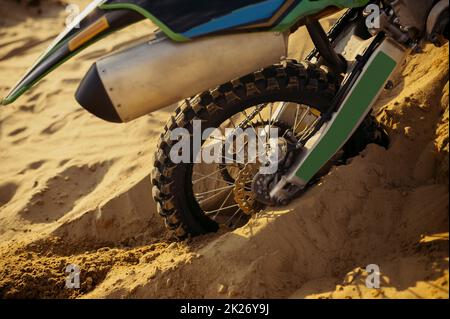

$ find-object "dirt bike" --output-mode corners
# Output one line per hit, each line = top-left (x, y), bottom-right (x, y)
(2, 0), (448, 238)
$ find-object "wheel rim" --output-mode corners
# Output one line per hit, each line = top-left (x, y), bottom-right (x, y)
(190, 102), (321, 229)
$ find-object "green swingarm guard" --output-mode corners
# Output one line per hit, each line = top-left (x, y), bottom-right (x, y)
(271, 37), (408, 197)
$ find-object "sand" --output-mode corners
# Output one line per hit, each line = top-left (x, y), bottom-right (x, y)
(0, 0), (448, 299)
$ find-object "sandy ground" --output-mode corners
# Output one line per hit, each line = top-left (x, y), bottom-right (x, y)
(0, 0), (448, 299)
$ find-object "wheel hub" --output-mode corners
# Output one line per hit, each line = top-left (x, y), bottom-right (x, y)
(231, 122), (299, 214)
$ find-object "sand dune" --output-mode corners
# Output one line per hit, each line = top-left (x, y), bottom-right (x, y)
(0, 0), (448, 298)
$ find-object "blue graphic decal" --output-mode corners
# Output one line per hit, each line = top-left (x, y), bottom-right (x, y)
(182, 0), (285, 38)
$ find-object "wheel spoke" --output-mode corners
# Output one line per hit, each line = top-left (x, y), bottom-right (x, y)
(224, 207), (243, 225)
(192, 167), (227, 184)
(193, 171), (234, 185)
(268, 103), (274, 140)
(233, 210), (245, 226)
(217, 154), (247, 164)
(194, 184), (234, 197)
(212, 189), (234, 220)
(299, 116), (320, 141)
(198, 187), (234, 205)
(204, 204), (240, 215)
(293, 106), (310, 133)
(241, 110), (266, 147)
(228, 117), (238, 129)
(282, 104), (300, 139)
(207, 136), (226, 142)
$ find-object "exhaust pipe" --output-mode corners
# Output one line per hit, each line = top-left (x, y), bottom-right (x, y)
(76, 32), (288, 123)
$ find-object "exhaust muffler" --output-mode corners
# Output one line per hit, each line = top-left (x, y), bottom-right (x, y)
(76, 32), (288, 123)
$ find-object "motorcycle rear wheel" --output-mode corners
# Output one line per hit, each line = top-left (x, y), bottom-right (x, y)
(151, 60), (340, 239)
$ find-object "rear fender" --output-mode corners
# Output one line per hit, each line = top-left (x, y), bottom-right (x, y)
(1, 0), (144, 105)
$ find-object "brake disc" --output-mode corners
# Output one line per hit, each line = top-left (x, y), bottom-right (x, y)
(233, 163), (261, 215)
